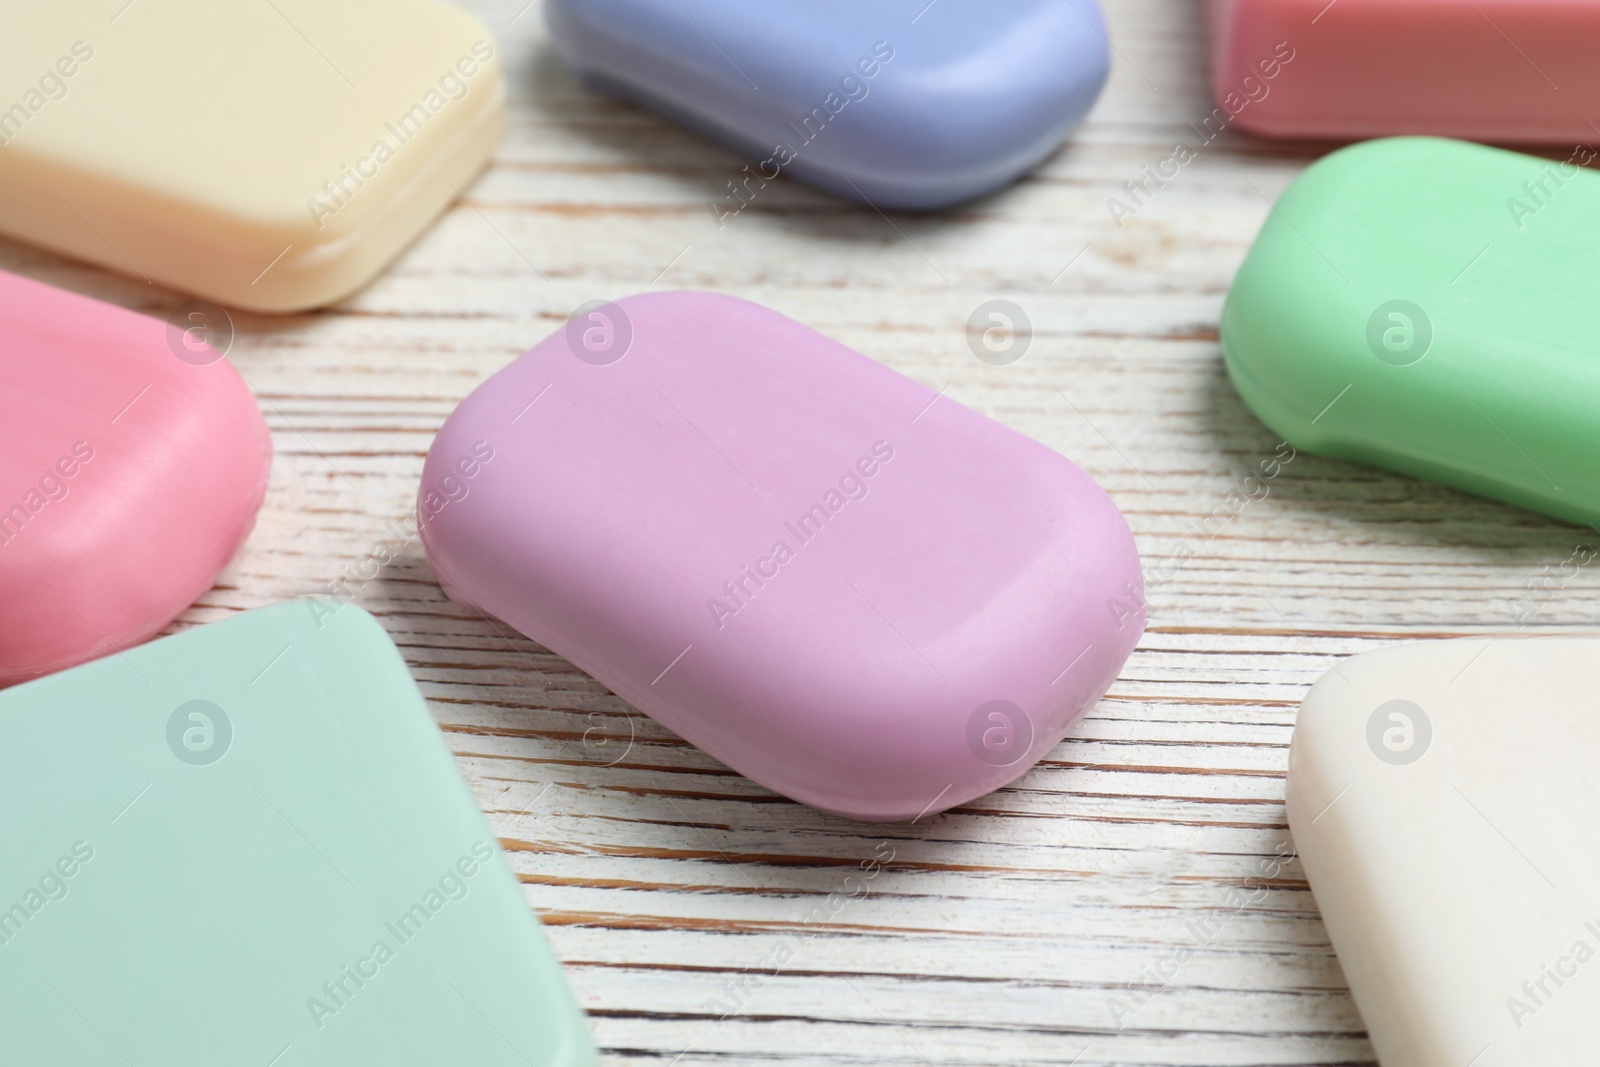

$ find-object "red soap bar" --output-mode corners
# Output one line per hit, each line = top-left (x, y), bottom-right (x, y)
(1208, 0), (1600, 143)
(0, 272), (271, 684)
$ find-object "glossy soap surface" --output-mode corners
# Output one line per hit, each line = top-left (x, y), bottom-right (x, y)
(546, 0), (1110, 210)
(0, 0), (504, 312)
(1223, 137), (1600, 528)
(0, 271), (271, 686)
(1288, 637), (1600, 1066)
(420, 291), (1144, 821)
(1208, 0), (1600, 143)
(0, 601), (596, 1067)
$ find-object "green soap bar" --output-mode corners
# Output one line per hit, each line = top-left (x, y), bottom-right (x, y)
(1222, 136), (1600, 527)
(0, 601), (595, 1067)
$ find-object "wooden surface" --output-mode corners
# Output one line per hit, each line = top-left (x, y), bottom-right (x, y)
(7, 1), (1599, 1064)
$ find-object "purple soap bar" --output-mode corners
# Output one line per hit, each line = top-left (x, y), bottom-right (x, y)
(420, 292), (1143, 821)
(545, 0), (1112, 210)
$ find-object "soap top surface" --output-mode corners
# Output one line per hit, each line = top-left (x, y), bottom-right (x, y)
(0, 270), (271, 684)
(546, 0), (1110, 208)
(1288, 636), (1600, 1065)
(0, 601), (595, 1066)
(421, 291), (1143, 821)
(1208, 0), (1600, 143)
(1222, 136), (1600, 527)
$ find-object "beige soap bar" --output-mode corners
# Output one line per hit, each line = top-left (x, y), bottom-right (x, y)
(1288, 637), (1600, 1066)
(0, 0), (503, 311)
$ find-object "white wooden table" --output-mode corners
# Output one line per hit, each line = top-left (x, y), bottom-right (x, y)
(7, 2), (1594, 1063)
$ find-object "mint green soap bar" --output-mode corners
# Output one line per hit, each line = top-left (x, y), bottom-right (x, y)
(1223, 136), (1600, 527)
(0, 602), (594, 1067)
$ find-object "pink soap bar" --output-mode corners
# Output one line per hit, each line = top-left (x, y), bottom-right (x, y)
(0, 272), (271, 685)
(1208, 0), (1600, 143)
(421, 291), (1144, 821)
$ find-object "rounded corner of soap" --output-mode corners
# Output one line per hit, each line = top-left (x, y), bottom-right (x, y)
(620, 288), (775, 337)
(1290, 641), (1434, 767)
(285, 596), (389, 647)
(1302, 135), (1461, 183)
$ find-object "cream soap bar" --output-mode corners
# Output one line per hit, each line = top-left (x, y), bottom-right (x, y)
(1288, 638), (1600, 1066)
(0, 0), (504, 312)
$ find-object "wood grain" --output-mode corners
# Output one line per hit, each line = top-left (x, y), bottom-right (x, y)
(6, 0), (1599, 1063)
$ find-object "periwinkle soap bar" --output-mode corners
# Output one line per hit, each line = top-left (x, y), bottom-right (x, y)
(0, 0), (503, 311)
(1288, 637), (1600, 1065)
(0, 271), (271, 686)
(420, 291), (1144, 821)
(0, 601), (595, 1066)
(1223, 137), (1600, 528)
(1209, 0), (1600, 143)
(546, 0), (1111, 210)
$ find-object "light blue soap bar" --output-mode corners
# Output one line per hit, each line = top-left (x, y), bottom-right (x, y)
(547, 0), (1111, 210)
(0, 601), (594, 1067)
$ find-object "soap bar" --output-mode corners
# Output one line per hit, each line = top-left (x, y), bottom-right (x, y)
(1222, 137), (1600, 528)
(1207, 0), (1600, 143)
(420, 291), (1144, 821)
(0, 270), (271, 686)
(1288, 637), (1600, 1066)
(0, 0), (503, 312)
(546, 0), (1110, 211)
(0, 601), (596, 1066)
